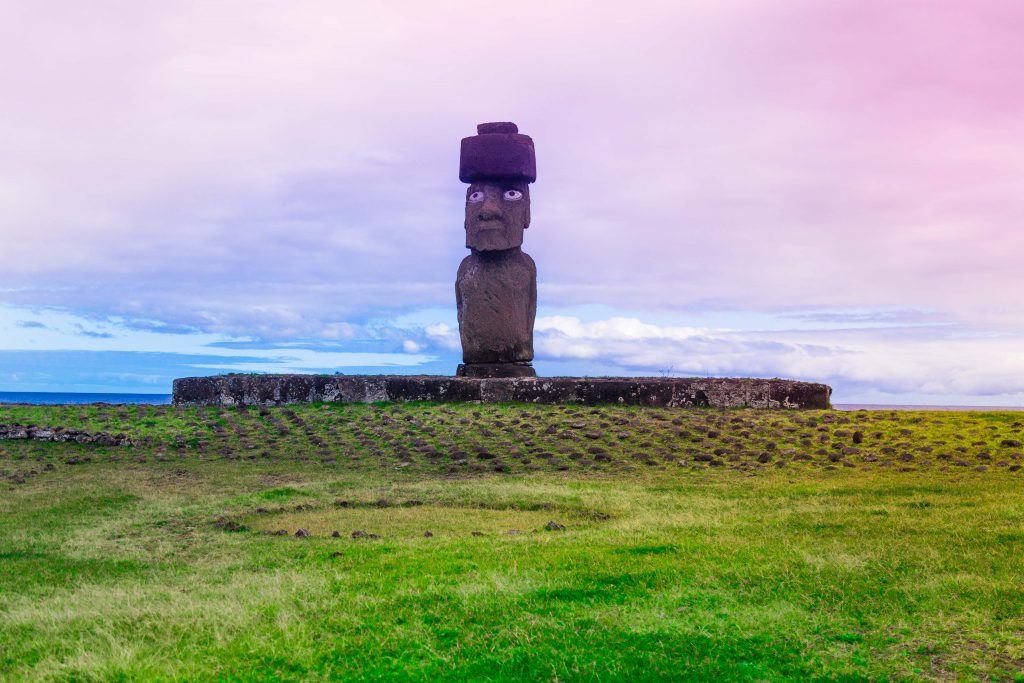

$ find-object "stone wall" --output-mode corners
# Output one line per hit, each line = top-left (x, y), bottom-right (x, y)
(0, 424), (133, 446)
(172, 375), (831, 410)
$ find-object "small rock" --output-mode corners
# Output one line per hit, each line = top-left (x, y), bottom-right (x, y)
(471, 531), (484, 537)
(330, 551), (343, 558)
(295, 528), (309, 538)
(423, 530), (433, 537)
(544, 521), (566, 531)
(351, 530), (367, 538)
(274, 529), (288, 536)
(331, 530), (341, 538)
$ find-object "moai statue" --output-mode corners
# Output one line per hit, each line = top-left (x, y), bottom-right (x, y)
(455, 122), (538, 378)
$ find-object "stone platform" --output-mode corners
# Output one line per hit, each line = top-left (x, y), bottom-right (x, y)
(172, 374), (831, 409)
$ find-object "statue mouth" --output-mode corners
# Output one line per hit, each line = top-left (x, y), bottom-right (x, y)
(473, 220), (505, 230)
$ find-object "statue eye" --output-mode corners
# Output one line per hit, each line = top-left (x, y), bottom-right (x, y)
(503, 190), (523, 201)
(467, 191), (485, 203)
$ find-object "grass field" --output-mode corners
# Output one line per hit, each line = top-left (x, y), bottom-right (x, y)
(1, 402), (1023, 681)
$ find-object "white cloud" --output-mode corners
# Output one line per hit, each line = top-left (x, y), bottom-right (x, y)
(424, 323), (460, 352)
(533, 314), (1024, 404)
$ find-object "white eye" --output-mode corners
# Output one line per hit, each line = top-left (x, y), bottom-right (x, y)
(503, 189), (523, 201)
(467, 191), (485, 203)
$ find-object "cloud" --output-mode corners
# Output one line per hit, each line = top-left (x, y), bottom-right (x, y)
(424, 323), (460, 352)
(15, 320), (46, 329)
(1, 302), (1023, 404)
(533, 314), (1024, 404)
(76, 328), (115, 339)
(1, 1), (1021, 334)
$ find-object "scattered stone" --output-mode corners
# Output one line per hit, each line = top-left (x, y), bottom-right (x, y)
(295, 528), (309, 538)
(212, 516), (246, 532)
(331, 530), (341, 538)
(423, 531), (434, 538)
(544, 521), (566, 531)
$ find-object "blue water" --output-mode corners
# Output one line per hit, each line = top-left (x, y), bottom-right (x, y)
(0, 392), (172, 405)
(0, 393), (1020, 410)
(834, 403), (1024, 411)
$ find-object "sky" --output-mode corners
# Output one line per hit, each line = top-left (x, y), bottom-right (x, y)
(1, 0), (1023, 405)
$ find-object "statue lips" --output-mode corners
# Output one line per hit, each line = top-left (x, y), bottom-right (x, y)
(474, 219), (504, 231)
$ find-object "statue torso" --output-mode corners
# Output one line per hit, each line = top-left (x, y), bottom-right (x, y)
(456, 248), (537, 364)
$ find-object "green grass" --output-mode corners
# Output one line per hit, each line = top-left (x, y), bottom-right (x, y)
(1, 402), (1023, 681)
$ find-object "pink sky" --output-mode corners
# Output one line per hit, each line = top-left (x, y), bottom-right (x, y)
(1, 1), (1022, 401)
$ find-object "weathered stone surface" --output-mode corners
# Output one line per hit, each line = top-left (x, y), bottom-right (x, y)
(172, 374), (832, 410)
(463, 181), (531, 252)
(456, 248), (536, 365)
(457, 362), (537, 378)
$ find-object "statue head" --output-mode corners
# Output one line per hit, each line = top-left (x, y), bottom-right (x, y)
(460, 122), (535, 252)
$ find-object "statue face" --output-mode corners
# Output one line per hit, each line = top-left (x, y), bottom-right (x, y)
(464, 181), (530, 251)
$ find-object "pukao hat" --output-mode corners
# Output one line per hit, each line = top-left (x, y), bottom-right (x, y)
(459, 122), (536, 183)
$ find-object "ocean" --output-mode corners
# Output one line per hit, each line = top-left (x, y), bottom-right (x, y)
(0, 392), (172, 405)
(0, 392), (1020, 410)
(833, 404), (1024, 411)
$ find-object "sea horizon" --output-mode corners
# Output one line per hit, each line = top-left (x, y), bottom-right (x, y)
(0, 391), (172, 405)
(1, 390), (1022, 410)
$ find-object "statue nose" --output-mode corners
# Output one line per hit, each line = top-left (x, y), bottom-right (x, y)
(478, 197), (502, 220)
